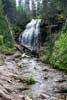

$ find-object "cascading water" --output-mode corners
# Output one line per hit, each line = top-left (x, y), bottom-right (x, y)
(19, 19), (41, 51)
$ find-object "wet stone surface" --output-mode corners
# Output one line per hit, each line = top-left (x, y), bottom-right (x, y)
(0, 51), (67, 100)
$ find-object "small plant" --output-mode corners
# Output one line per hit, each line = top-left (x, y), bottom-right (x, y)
(14, 75), (22, 80)
(26, 75), (36, 85)
(13, 75), (36, 85)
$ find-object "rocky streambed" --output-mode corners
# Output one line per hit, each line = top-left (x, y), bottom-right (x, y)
(0, 51), (67, 100)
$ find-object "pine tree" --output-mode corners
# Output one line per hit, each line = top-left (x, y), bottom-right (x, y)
(0, 0), (14, 48)
(2, 0), (16, 23)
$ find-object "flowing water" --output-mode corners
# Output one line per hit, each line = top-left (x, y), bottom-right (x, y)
(19, 19), (41, 51)
(0, 52), (67, 100)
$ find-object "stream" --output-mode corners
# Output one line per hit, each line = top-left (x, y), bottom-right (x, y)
(0, 51), (67, 100)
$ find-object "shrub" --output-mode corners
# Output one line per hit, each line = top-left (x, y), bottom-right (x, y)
(50, 32), (67, 72)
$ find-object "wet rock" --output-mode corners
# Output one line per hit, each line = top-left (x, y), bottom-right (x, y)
(12, 51), (21, 58)
(11, 74), (28, 83)
(17, 63), (23, 68)
(4, 87), (12, 93)
(19, 95), (32, 100)
(44, 74), (49, 80)
(34, 67), (37, 70)
(17, 63), (26, 68)
(58, 94), (66, 100)
(14, 54), (21, 59)
(0, 90), (11, 100)
(38, 93), (49, 99)
(17, 86), (29, 91)
(57, 79), (66, 83)
(22, 53), (30, 58)
(53, 84), (67, 94)
(42, 68), (49, 72)
(44, 76), (48, 80)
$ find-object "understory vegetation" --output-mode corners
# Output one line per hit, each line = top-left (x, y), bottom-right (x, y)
(50, 31), (67, 72)
(0, 0), (15, 54)
(40, 23), (67, 72)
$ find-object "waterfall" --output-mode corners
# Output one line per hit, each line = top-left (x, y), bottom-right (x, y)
(19, 19), (41, 51)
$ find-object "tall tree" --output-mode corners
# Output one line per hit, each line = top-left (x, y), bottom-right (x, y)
(31, 0), (36, 18)
(36, 0), (43, 17)
(25, 0), (30, 15)
(0, 0), (14, 48)
(42, 0), (48, 19)
(2, 0), (16, 23)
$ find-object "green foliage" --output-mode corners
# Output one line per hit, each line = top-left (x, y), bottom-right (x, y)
(2, 0), (16, 23)
(50, 32), (67, 72)
(0, 45), (15, 54)
(13, 75), (36, 85)
(0, 0), (15, 53)
(0, 35), (3, 45)
(61, 23), (67, 33)
(12, 24), (22, 33)
(26, 75), (36, 85)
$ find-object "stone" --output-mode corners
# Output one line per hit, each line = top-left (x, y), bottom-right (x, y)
(17, 86), (29, 91)
(58, 94), (66, 100)
(22, 53), (30, 58)
(19, 95), (32, 100)
(0, 90), (11, 100)
(42, 68), (49, 72)
(44, 74), (48, 80)
(39, 93), (49, 99)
